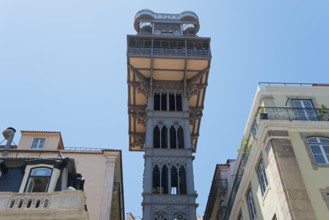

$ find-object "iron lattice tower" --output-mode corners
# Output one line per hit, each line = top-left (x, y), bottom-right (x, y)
(127, 9), (211, 220)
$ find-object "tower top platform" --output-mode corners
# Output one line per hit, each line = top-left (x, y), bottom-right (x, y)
(134, 9), (200, 36)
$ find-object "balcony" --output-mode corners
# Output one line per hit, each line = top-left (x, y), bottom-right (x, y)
(127, 37), (211, 59)
(255, 107), (329, 121)
(0, 191), (88, 220)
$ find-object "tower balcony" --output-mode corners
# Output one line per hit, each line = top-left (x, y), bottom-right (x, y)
(127, 36), (211, 59)
(0, 191), (88, 220)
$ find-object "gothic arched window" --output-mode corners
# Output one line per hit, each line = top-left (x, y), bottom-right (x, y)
(152, 165), (160, 194)
(153, 126), (160, 148)
(177, 126), (184, 149)
(170, 126), (177, 149)
(161, 126), (168, 148)
(161, 165), (168, 194)
(171, 166), (178, 194)
(179, 166), (187, 194)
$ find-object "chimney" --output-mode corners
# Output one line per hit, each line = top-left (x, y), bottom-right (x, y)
(2, 127), (16, 157)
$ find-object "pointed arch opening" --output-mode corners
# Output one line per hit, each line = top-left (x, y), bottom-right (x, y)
(161, 126), (168, 148)
(152, 165), (160, 194)
(177, 126), (184, 149)
(153, 126), (160, 148)
(161, 165), (168, 194)
(170, 126), (177, 149)
(179, 166), (187, 194)
(171, 166), (178, 194)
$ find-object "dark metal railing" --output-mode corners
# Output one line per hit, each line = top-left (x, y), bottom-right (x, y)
(127, 47), (210, 58)
(223, 106), (329, 219)
(255, 107), (329, 121)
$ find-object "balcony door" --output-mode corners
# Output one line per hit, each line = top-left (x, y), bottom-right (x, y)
(292, 99), (317, 120)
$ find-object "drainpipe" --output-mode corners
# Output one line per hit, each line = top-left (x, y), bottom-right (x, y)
(2, 127), (16, 157)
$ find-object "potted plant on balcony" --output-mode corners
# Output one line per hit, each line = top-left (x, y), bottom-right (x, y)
(259, 106), (268, 119)
(320, 104), (328, 120)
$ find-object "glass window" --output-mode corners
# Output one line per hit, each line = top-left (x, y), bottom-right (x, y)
(307, 137), (329, 164)
(246, 188), (256, 220)
(25, 168), (52, 192)
(257, 160), (268, 194)
(292, 99), (317, 120)
(31, 138), (45, 149)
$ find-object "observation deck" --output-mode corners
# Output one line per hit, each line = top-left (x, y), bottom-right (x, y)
(127, 10), (211, 151)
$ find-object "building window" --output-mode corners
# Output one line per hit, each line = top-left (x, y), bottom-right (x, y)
(257, 160), (268, 195)
(307, 137), (329, 164)
(246, 188), (256, 220)
(25, 168), (52, 192)
(31, 138), (45, 149)
(154, 93), (183, 111)
(292, 99), (317, 120)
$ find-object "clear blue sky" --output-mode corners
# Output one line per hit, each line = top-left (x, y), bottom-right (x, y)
(1, 0), (329, 217)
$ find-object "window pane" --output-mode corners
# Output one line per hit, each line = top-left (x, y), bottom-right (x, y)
(308, 138), (318, 143)
(323, 145), (329, 154)
(320, 138), (329, 144)
(27, 177), (50, 192)
(311, 145), (322, 154)
(314, 155), (326, 164)
(31, 168), (52, 176)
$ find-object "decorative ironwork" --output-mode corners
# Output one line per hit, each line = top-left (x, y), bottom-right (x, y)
(186, 69), (208, 98)
(129, 107), (146, 126)
(189, 108), (203, 125)
(129, 65), (150, 96)
(153, 82), (183, 95)
(130, 134), (145, 149)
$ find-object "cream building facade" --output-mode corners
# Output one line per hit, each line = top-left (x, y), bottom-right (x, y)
(0, 129), (124, 220)
(204, 83), (329, 220)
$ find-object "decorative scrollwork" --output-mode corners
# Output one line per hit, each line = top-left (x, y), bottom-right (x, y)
(189, 108), (203, 125)
(129, 65), (150, 96)
(130, 134), (145, 149)
(153, 81), (183, 95)
(129, 107), (147, 126)
(185, 68), (208, 99)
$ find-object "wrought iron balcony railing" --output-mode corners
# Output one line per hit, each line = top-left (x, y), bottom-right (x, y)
(255, 107), (329, 122)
